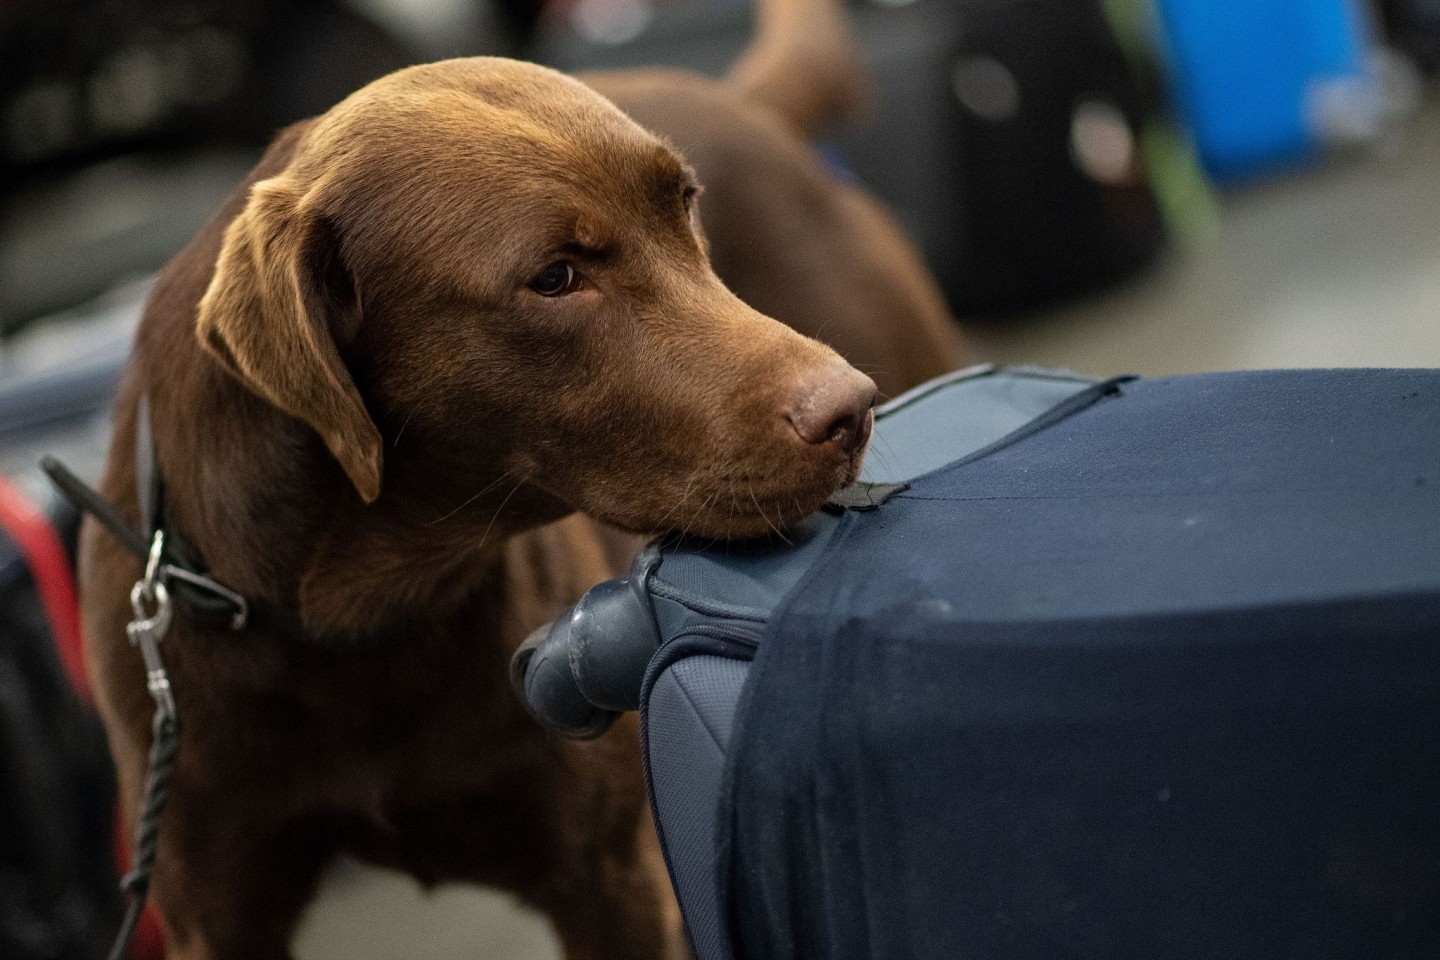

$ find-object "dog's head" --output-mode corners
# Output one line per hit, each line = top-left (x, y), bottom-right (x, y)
(196, 58), (874, 541)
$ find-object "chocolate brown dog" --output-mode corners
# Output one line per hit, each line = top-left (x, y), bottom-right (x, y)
(78, 1), (962, 957)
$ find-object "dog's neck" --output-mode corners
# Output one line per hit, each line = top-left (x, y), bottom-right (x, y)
(137, 347), (572, 642)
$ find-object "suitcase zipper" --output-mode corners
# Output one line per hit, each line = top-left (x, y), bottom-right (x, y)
(667, 622), (762, 650)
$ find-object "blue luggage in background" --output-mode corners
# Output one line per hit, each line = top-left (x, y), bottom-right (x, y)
(1153, 0), (1378, 182)
(516, 365), (1440, 960)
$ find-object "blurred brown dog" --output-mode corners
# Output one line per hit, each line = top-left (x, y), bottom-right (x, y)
(79, 0), (963, 957)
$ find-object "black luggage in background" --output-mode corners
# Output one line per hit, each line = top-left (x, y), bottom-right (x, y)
(0, 507), (119, 960)
(535, 0), (1166, 315)
(1378, 0), (1440, 73)
(0, 288), (134, 960)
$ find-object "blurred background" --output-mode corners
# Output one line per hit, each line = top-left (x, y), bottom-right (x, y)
(0, 0), (1436, 957)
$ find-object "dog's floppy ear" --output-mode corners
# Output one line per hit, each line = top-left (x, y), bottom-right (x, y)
(196, 175), (383, 503)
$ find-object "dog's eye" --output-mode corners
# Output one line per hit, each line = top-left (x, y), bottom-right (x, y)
(529, 261), (579, 297)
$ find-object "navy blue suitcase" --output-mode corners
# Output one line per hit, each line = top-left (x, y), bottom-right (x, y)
(515, 365), (1440, 960)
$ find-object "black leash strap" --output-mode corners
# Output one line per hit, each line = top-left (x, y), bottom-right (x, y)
(94, 527), (181, 960)
(42, 445), (184, 960)
(40, 456), (150, 559)
(109, 706), (179, 960)
(40, 413), (226, 960)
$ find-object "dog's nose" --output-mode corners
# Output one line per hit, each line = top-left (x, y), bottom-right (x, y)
(784, 363), (878, 453)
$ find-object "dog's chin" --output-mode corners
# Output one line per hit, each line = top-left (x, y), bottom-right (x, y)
(588, 445), (868, 542)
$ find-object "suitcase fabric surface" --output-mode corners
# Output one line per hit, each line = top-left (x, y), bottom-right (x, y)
(719, 368), (1440, 960)
(518, 366), (1440, 960)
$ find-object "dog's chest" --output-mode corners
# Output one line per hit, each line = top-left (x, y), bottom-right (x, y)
(188, 604), (543, 811)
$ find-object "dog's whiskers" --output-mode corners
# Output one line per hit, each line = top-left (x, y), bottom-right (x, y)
(866, 433), (899, 474)
(473, 476), (527, 554)
(748, 486), (792, 545)
(687, 489), (725, 552)
(810, 317), (838, 347)
(392, 412), (417, 448)
(650, 470), (701, 533)
(426, 467), (519, 526)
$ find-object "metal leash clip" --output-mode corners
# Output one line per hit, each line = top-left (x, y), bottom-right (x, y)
(128, 531), (177, 721)
(158, 563), (249, 630)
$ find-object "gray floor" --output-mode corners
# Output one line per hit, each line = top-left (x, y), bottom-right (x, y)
(968, 104), (1440, 376)
(292, 101), (1439, 960)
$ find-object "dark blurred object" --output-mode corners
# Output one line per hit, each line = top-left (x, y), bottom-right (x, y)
(1376, 0), (1440, 72)
(536, 0), (1166, 316)
(0, 475), (119, 960)
(494, 0), (551, 49)
(918, 0), (1165, 313)
(0, 0), (418, 188)
(0, 155), (253, 336)
(0, 0), (421, 334)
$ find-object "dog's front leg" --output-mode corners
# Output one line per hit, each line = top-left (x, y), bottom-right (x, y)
(540, 807), (688, 960)
(374, 747), (686, 960)
(149, 795), (335, 960)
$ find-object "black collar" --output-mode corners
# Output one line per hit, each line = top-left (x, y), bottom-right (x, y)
(43, 395), (310, 642)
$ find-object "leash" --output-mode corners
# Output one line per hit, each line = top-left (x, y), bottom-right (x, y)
(39, 397), (287, 960)
(110, 531), (178, 960)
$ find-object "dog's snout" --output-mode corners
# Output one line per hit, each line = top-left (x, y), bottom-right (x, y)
(784, 364), (878, 452)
